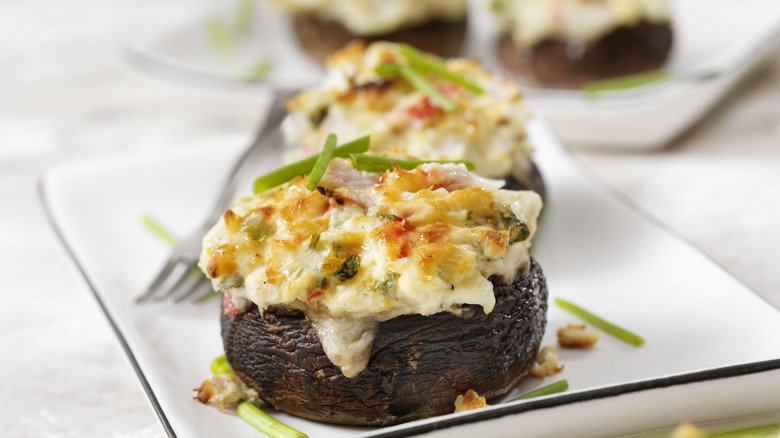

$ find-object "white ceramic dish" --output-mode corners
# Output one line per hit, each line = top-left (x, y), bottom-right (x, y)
(119, 0), (780, 150)
(42, 115), (780, 437)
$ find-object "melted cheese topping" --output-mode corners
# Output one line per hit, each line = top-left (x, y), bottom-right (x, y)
(283, 41), (535, 183)
(200, 160), (542, 377)
(492, 0), (672, 47)
(267, 0), (466, 36)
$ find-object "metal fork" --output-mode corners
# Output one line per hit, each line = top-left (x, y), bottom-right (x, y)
(137, 88), (298, 303)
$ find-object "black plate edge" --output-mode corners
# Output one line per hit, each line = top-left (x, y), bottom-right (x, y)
(369, 358), (780, 438)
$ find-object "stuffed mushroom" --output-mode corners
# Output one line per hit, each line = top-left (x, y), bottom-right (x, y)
(283, 40), (545, 199)
(492, 0), (674, 89)
(200, 157), (548, 425)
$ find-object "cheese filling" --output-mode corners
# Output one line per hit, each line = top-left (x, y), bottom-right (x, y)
(267, 0), (466, 36)
(282, 41), (535, 184)
(200, 160), (542, 377)
(492, 0), (672, 47)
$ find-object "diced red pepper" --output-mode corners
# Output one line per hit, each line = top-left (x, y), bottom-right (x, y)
(306, 289), (324, 304)
(405, 96), (440, 119)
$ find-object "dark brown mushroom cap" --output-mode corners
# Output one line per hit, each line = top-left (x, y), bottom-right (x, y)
(505, 160), (546, 203)
(221, 258), (548, 426)
(497, 21), (673, 89)
(291, 13), (467, 63)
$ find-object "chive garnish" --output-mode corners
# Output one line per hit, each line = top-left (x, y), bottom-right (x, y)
(209, 354), (234, 376)
(507, 379), (569, 402)
(205, 18), (234, 60)
(350, 153), (475, 173)
(398, 44), (484, 94)
(252, 135), (370, 194)
(555, 298), (645, 346)
(305, 134), (337, 190)
(398, 65), (458, 113)
(582, 70), (672, 98)
(242, 58), (273, 82)
(237, 402), (308, 438)
(232, 0), (254, 37)
(141, 215), (177, 247)
(376, 64), (458, 113)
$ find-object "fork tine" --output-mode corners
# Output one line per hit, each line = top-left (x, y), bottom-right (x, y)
(154, 262), (199, 301)
(176, 277), (215, 303)
(136, 256), (183, 303)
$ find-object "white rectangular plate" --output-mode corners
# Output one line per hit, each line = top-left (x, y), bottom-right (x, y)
(41, 117), (780, 438)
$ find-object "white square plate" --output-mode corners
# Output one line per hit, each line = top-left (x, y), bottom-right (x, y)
(41, 117), (780, 437)
(119, 0), (780, 149)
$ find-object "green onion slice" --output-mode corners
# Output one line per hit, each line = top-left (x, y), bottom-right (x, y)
(252, 135), (370, 194)
(237, 402), (308, 438)
(507, 379), (569, 402)
(582, 70), (672, 98)
(376, 63), (458, 113)
(205, 17), (234, 60)
(398, 44), (484, 94)
(141, 215), (177, 247)
(209, 354), (234, 376)
(305, 133), (337, 190)
(350, 153), (475, 173)
(555, 298), (645, 347)
(232, 0), (254, 37)
(242, 58), (273, 82)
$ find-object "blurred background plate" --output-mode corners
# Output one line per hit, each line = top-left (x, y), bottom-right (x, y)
(119, 0), (780, 150)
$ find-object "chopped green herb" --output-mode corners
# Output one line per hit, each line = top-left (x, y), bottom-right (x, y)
(218, 274), (245, 290)
(555, 298), (645, 346)
(507, 379), (569, 402)
(376, 64), (458, 113)
(350, 153), (475, 173)
(376, 272), (399, 296)
(398, 44), (484, 94)
(498, 207), (530, 243)
(210, 354), (234, 375)
(242, 214), (274, 241)
(237, 402), (308, 438)
(309, 106), (329, 127)
(335, 254), (360, 281)
(582, 70), (672, 98)
(377, 212), (398, 220)
(206, 17), (234, 60)
(316, 277), (328, 288)
(306, 133), (338, 190)
(241, 58), (273, 82)
(253, 135), (370, 194)
(141, 215), (177, 247)
(232, 0), (254, 37)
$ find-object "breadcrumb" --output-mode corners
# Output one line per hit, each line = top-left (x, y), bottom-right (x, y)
(453, 389), (488, 413)
(557, 324), (601, 349)
(194, 373), (259, 411)
(530, 346), (563, 378)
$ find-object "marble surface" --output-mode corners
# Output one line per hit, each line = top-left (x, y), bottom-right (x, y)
(1, 1), (779, 437)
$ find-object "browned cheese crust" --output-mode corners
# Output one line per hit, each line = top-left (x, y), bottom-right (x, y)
(221, 258), (548, 426)
(498, 21), (673, 89)
(292, 13), (467, 62)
